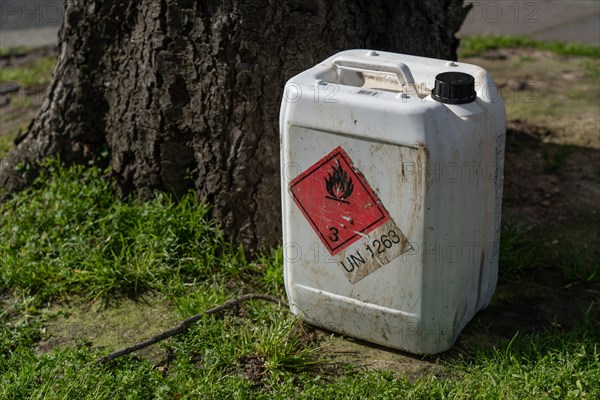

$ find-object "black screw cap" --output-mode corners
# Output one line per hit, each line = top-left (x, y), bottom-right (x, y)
(431, 72), (476, 104)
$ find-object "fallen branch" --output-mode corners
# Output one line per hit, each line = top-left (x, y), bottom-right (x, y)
(96, 293), (286, 364)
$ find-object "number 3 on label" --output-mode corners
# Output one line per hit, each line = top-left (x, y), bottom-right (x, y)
(328, 227), (339, 242)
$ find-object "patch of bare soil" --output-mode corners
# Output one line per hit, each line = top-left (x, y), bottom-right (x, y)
(0, 47), (53, 156)
(322, 334), (444, 381)
(35, 295), (179, 364)
(238, 355), (268, 386)
(0, 89), (45, 140)
(0, 46), (56, 69)
(503, 119), (600, 228)
(470, 48), (600, 149)
(480, 270), (599, 337)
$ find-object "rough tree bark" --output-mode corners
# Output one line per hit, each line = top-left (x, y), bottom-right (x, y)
(0, 0), (470, 251)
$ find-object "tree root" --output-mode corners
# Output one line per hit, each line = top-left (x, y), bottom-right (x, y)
(96, 293), (287, 364)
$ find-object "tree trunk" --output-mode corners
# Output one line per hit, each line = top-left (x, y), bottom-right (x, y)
(0, 0), (470, 252)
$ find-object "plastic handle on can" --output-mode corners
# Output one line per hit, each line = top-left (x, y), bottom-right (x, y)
(331, 56), (417, 95)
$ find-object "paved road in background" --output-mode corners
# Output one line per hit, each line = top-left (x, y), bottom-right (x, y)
(0, 0), (64, 48)
(458, 0), (600, 45)
(0, 0), (598, 48)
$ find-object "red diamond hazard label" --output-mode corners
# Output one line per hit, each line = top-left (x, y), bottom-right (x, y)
(289, 147), (391, 255)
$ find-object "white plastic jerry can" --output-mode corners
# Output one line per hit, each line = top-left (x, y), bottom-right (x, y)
(279, 49), (505, 354)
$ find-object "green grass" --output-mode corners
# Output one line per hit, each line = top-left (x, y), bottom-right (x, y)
(0, 133), (16, 158)
(580, 59), (600, 78)
(0, 46), (31, 58)
(459, 35), (600, 59)
(0, 56), (56, 87)
(555, 241), (599, 283)
(449, 322), (600, 399)
(1, 160), (599, 398)
(1, 309), (598, 399)
(499, 222), (542, 277)
(0, 159), (253, 302)
(499, 220), (599, 283)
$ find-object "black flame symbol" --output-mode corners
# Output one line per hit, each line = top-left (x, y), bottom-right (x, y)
(325, 162), (354, 203)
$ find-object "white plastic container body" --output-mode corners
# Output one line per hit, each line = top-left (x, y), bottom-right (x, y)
(280, 49), (506, 354)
